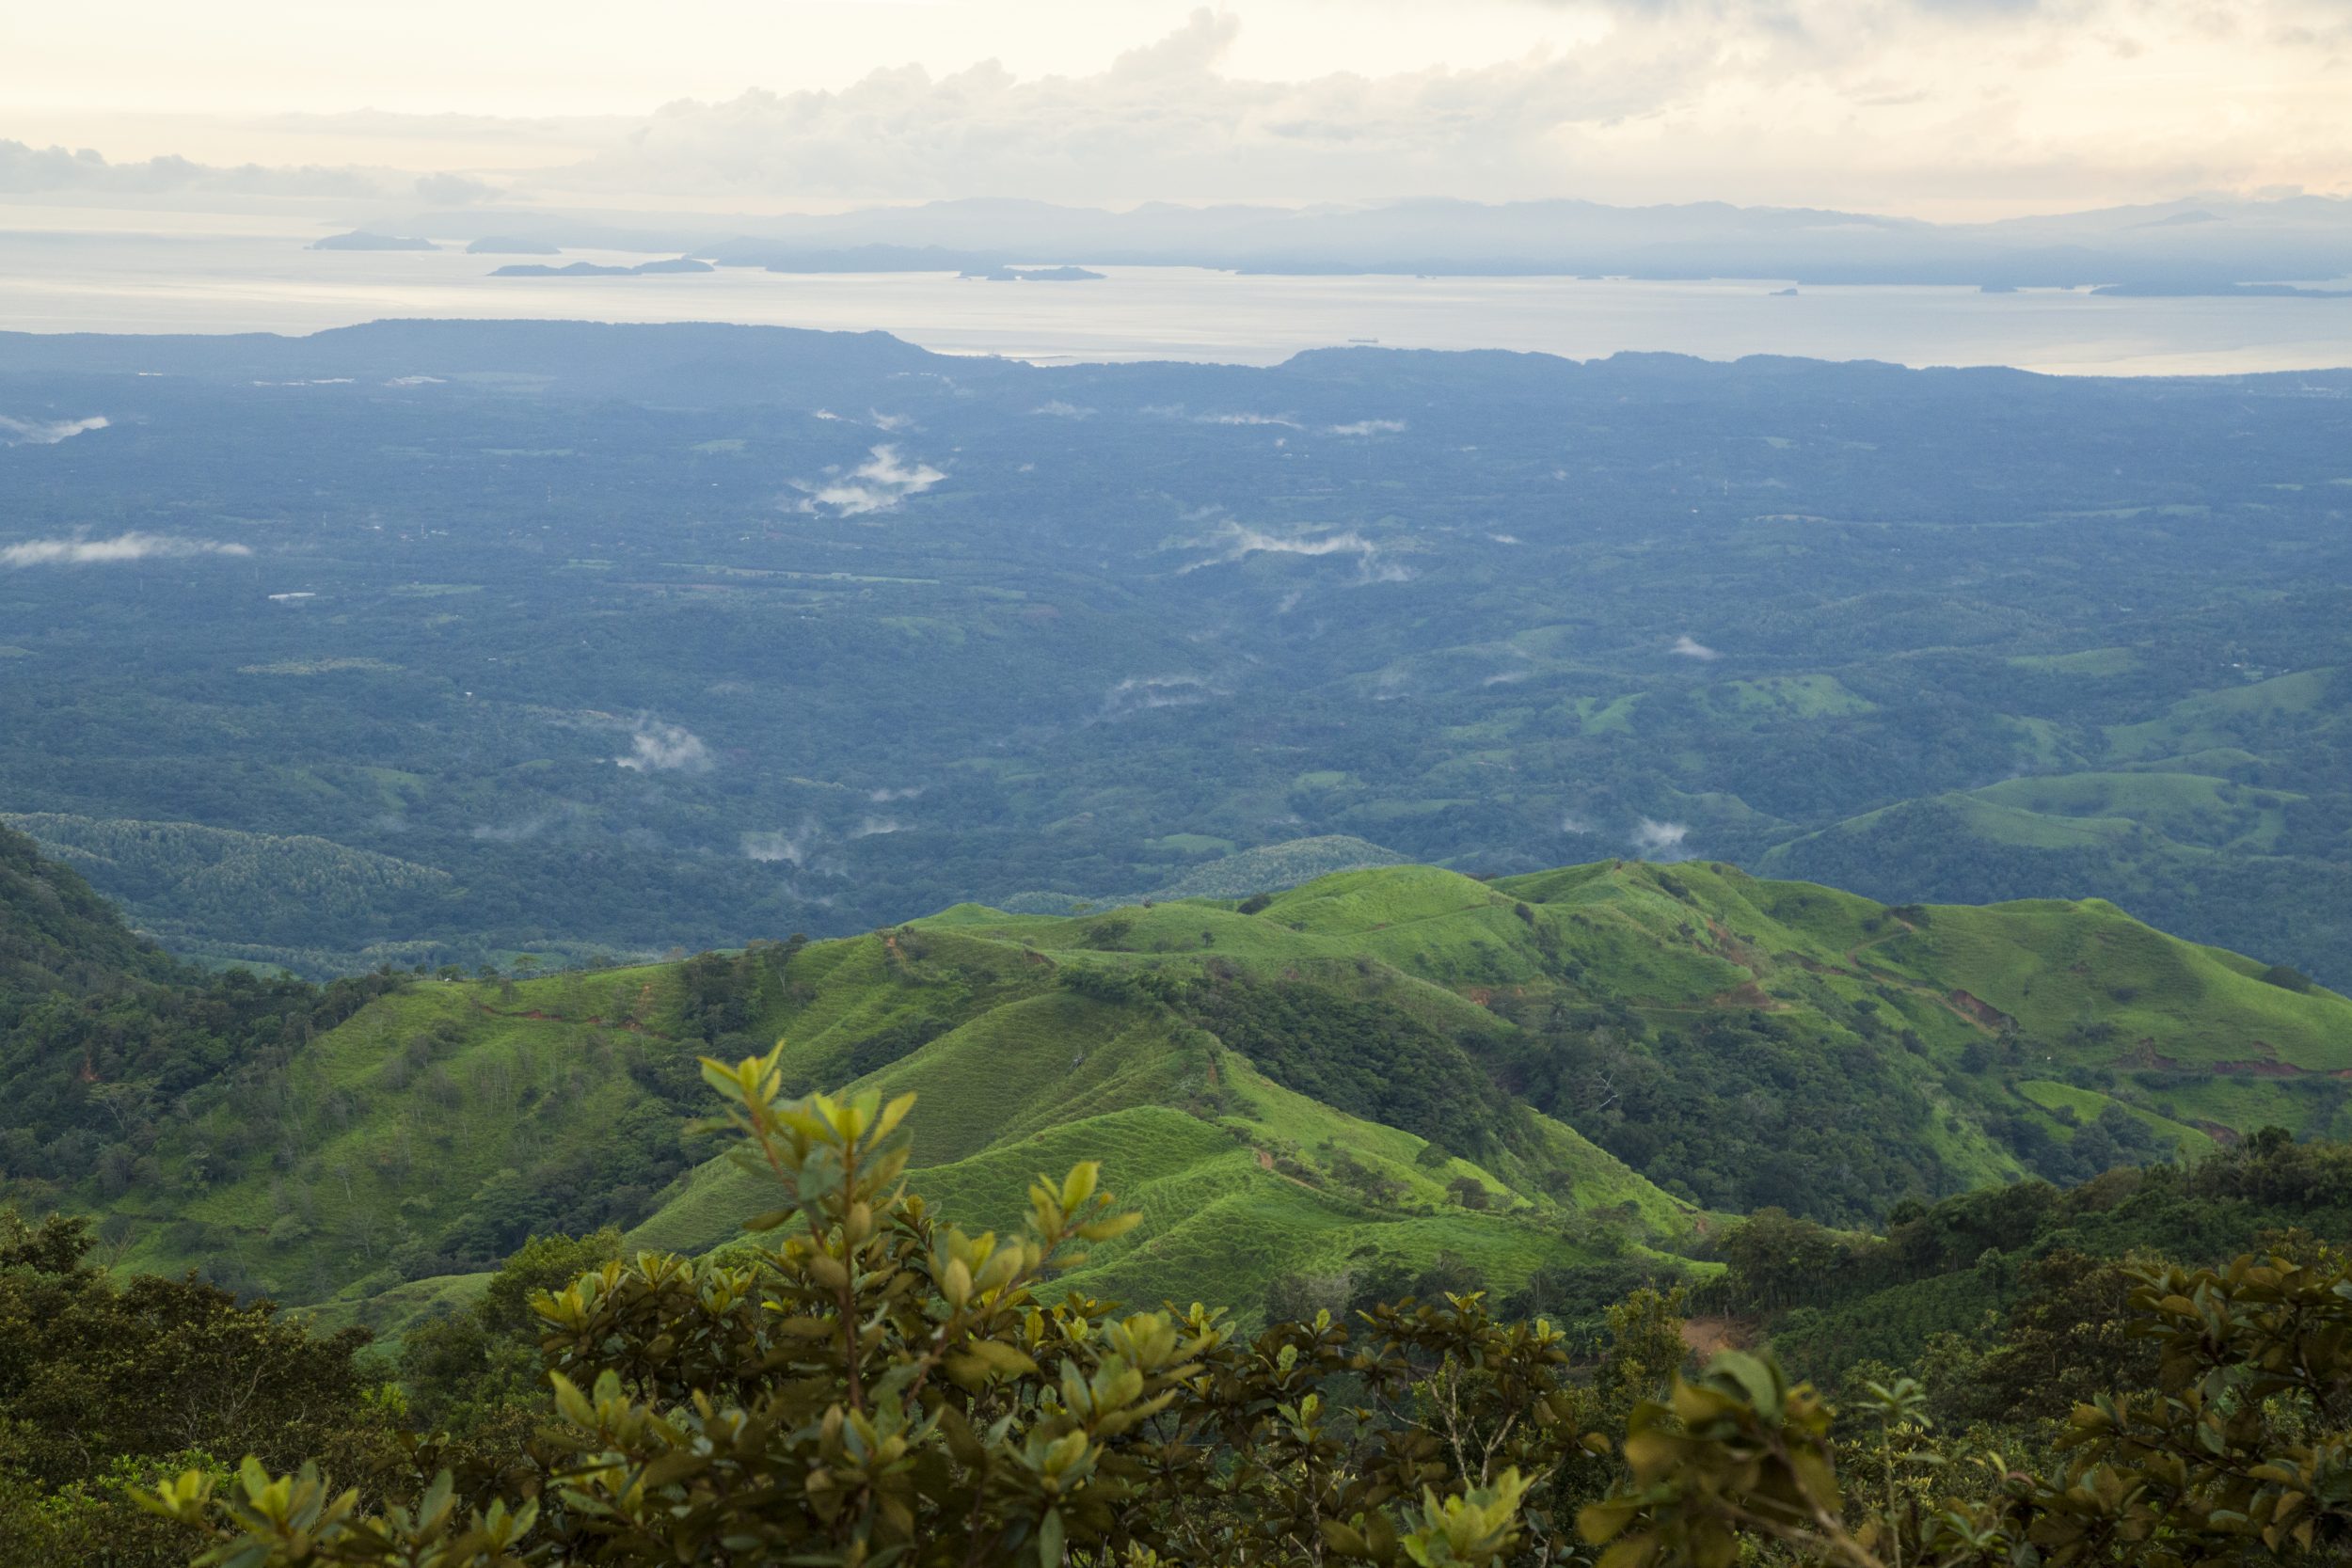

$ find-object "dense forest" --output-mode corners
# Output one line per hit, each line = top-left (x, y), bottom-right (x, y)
(2, 325), (2348, 982)
(8, 1060), (2350, 1565)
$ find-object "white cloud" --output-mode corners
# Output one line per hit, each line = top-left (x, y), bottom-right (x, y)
(1195, 411), (1304, 429)
(1670, 634), (1720, 660)
(413, 170), (497, 205)
(1032, 401), (1094, 419)
(613, 718), (713, 772)
(868, 784), (924, 801)
(11, 3), (2352, 221)
(1561, 814), (1595, 834)
(0, 137), (396, 199)
(1184, 518), (1412, 582)
(1327, 420), (1407, 436)
(742, 824), (817, 864)
(1632, 817), (1692, 859)
(792, 444), (946, 516)
(0, 415), (108, 445)
(1104, 673), (1225, 717)
(1, 531), (250, 566)
(522, 3), (2352, 214)
(851, 816), (908, 837)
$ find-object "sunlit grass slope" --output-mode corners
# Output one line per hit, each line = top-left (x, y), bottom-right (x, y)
(71, 858), (2352, 1329)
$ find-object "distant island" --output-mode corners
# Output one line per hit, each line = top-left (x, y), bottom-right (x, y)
(490, 257), (716, 278)
(309, 231), (437, 252)
(958, 264), (1107, 282)
(465, 236), (561, 256)
(2090, 280), (2352, 299)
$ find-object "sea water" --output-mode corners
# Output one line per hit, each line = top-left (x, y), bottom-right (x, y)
(3, 224), (2350, 375)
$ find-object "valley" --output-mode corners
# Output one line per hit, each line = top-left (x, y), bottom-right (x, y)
(2, 324), (2348, 986)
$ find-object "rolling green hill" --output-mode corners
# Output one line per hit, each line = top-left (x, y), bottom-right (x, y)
(8, 843), (2349, 1338)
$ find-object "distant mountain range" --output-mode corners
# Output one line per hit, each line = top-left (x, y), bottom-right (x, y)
(369, 193), (2352, 287)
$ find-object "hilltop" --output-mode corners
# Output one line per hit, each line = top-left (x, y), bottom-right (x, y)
(7, 840), (2347, 1336)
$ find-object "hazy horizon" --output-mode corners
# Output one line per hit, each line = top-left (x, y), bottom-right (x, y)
(7, 1), (2349, 226)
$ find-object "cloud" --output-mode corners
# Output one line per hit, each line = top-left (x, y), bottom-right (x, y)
(0, 531), (250, 566)
(793, 444), (946, 516)
(15, 2), (2352, 223)
(742, 823), (818, 864)
(1327, 420), (1407, 436)
(1032, 401), (1094, 419)
(1632, 817), (1693, 859)
(868, 785), (924, 801)
(1195, 411), (1304, 429)
(517, 3), (2352, 213)
(851, 816), (908, 837)
(613, 719), (714, 772)
(0, 415), (109, 445)
(413, 171), (497, 205)
(1104, 674), (1225, 717)
(550, 9), (1728, 207)
(1669, 634), (1720, 659)
(1184, 518), (1412, 582)
(0, 137), (393, 199)
(868, 410), (914, 432)
(1561, 814), (1596, 834)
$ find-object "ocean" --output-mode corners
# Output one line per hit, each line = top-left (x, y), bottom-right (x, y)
(4, 225), (2350, 375)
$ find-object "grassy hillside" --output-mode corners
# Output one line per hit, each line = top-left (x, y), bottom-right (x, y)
(1761, 667), (2352, 989)
(9, 853), (2349, 1335)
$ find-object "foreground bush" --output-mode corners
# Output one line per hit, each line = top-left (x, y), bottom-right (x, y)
(147, 1046), (2352, 1566)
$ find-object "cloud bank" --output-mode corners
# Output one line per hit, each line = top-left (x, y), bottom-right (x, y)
(0, 415), (109, 445)
(538, 3), (2352, 213)
(1184, 519), (1412, 582)
(0, 531), (250, 567)
(1632, 817), (1692, 858)
(1103, 674), (1226, 718)
(0, 138), (402, 200)
(793, 445), (946, 516)
(613, 719), (714, 772)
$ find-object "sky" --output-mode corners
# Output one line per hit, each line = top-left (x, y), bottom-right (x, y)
(4, 0), (2349, 221)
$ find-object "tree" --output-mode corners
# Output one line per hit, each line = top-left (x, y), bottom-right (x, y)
(147, 1058), (2352, 1568)
(151, 1053), (1601, 1566)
